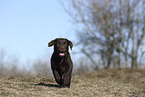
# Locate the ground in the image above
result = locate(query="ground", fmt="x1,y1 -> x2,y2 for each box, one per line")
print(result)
0,68 -> 145,97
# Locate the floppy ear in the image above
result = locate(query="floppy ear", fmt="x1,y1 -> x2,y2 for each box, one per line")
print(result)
48,39 -> 56,47
67,39 -> 73,50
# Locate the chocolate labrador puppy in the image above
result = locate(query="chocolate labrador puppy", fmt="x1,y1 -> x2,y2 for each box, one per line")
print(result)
48,38 -> 73,88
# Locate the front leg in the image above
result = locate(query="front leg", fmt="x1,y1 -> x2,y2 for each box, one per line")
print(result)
63,73 -> 72,88
63,62 -> 73,87
52,67 -> 63,86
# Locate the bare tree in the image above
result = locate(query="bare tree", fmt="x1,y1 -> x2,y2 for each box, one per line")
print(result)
64,0 -> 145,69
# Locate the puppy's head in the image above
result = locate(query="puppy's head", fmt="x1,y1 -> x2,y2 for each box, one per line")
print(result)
48,38 -> 73,57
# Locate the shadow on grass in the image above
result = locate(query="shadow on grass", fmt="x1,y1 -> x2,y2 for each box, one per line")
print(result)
35,82 -> 60,88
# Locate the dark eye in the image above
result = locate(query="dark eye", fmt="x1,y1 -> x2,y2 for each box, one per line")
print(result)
57,42 -> 60,46
64,42 -> 67,45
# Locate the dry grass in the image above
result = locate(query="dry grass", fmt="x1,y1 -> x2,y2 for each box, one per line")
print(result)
0,68 -> 145,97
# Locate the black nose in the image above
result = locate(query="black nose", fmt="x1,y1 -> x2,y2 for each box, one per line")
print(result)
59,46 -> 65,51
60,46 -> 63,49
60,46 -> 64,49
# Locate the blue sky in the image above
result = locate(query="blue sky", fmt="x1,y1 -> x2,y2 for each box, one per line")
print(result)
0,0 -> 76,65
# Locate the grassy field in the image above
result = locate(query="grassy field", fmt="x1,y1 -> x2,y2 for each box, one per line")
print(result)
0,68 -> 145,97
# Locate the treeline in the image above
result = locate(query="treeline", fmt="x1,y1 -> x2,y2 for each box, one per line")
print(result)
0,49 -> 89,76
0,49 -> 51,76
